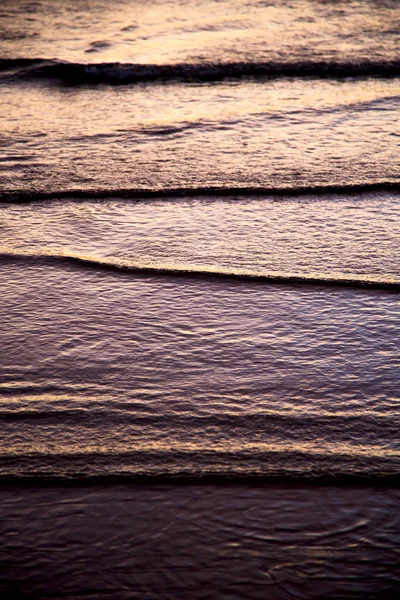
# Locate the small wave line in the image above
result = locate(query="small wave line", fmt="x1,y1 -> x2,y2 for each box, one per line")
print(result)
1,58 -> 399,85
0,249 -> 398,291
1,182 -> 399,204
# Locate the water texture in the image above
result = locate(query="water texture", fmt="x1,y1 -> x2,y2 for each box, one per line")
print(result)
1,0 -> 399,64
1,253 -> 399,479
2,484 -> 400,599
1,1 -> 399,598
1,78 -> 399,193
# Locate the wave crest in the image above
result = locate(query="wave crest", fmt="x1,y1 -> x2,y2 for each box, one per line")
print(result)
1,182 -> 399,204
0,249 -> 398,291
1,58 -> 399,85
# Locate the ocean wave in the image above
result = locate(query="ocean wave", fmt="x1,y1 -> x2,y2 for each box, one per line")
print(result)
1,182 -> 399,204
1,58 -> 399,85
1,249 -> 399,291
1,448 -> 399,484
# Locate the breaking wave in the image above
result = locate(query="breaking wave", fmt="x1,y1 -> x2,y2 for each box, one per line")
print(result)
1,57 -> 399,85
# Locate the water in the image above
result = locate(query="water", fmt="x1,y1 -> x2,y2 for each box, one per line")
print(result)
1,0 -> 399,65
1,0 -> 399,597
1,77 -> 399,193
2,483 -> 400,599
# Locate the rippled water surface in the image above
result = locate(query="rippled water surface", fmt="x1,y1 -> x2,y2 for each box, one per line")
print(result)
1,0 -> 399,597
1,78 -> 399,193
2,484 -> 400,599
1,242 -> 399,477
1,193 -> 399,282
1,0 -> 399,63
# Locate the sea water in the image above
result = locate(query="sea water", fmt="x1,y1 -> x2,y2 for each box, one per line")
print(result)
1,1 -> 399,598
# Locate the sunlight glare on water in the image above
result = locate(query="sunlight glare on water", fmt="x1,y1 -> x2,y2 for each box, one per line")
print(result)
0,79 -> 399,193
0,0 -> 399,63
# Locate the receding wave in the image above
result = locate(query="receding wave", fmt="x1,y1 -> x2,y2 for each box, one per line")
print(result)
1,182 -> 399,204
1,249 -> 398,291
1,58 -> 399,85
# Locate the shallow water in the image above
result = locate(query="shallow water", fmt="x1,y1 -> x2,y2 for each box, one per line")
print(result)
1,193 -> 399,282
1,78 -> 399,193
2,483 -> 400,599
1,249 -> 399,478
1,0 -> 399,64
1,192 -> 399,479
1,0 -> 399,597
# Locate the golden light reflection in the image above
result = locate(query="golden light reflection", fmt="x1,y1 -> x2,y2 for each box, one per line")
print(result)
0,0 -> 398,64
